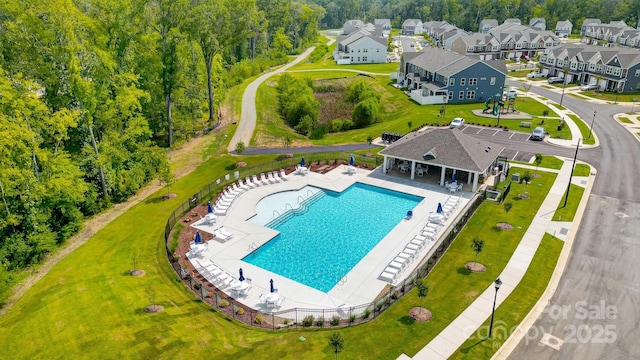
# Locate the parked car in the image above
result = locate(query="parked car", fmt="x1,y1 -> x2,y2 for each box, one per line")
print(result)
547,77 -> 564,84
530,127 -> 545,141
527,72 -> 545,79
580,83 -> 599,91
506,88 -> 518,98
449,117 -> 465,129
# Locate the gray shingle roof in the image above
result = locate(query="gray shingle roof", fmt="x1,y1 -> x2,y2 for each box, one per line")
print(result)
379,128 -> 504,173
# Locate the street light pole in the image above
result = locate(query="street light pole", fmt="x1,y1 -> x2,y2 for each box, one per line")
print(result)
442,96 -> 447,116
489,278 -> 502,337
588,110 -> 596,140
563,138 -> 581,208
559,77 -> 567,106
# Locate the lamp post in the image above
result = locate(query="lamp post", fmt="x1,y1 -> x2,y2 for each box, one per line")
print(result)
614,89 -> 619,104
588,110 -> 596,140
442,96 -> 447,116
489,278 -> 502,337
563,137 -> 581,208
559,66 -> 569,107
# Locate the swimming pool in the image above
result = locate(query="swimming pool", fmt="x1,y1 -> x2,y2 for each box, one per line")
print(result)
243,183 -> 423,292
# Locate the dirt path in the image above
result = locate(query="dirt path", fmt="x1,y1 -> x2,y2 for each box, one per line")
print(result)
0,135 -> 213,316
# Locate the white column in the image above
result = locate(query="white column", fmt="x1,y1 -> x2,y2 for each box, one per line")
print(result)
472,172 -> 479,192
383,155 -> 388,173
411,161 -> 416,180
468,171 -> 472,185
440,166 -> 446,186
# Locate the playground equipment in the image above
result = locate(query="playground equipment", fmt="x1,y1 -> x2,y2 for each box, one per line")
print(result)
482,92 -> 517,115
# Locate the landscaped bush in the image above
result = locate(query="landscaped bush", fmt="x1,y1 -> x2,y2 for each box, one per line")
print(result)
328,119 -> 343,133
302,315 -> 314,327
235,307 -> 244,315
315,317 -> 325,327
352,97 -> 380,127
309,126 -> 326,140
362,308 -> 371,319
219,299 -> 229,308
254,314 -> 263,324
349,314 -> 356,323
331,316 -> 341,326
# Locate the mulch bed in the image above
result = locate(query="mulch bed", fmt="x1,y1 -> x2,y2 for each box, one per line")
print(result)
532,173 -> 542,178
518,193 -> 530,199
409,307 -> 432,322
465,262 -> 487,272
496,222 -> 514,230
129,270 -> 146,277
144,305 -> 164,313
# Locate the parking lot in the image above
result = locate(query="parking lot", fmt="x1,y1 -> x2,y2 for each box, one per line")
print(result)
458,125 -> 539,162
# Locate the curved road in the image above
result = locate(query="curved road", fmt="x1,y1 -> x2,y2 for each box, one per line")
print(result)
504,81 -> 640,359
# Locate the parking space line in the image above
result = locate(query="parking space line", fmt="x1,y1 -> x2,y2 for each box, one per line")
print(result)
512,151 -> 520,160
509,132 -> 516,139
492,130 -> 500,136
475,128 -> 483,134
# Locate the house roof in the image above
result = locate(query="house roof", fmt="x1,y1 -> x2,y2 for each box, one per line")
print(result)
337,29 -> 386,48
374,19 -> 391,26
480,19 -> 498,28
530,18 -> 546,25
556,20 -> 573,28
379,128 -> 504,173
403,19 -> 422,27
547,43 -> 640,69
404,48 -> 507,76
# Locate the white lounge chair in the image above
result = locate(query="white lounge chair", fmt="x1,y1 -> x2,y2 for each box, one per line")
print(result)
214,227 -> 232,241
379,271 -> 396,283
244,177 -> 256,189
388,260 -> 405,270
251,174 -> 262,186
405,243 -> 421,251
295,164 -> 308,174
259,173 -> 270,186
393,256 -> 410,267
410,239 -> 425,249
213,205 -> 228,216
272,171 -> 283,182
219,226 -> 234,239
279,169 -> 289,181
397,252 -> 413,262
231,182 -> 245,194
267,172 -> 278,184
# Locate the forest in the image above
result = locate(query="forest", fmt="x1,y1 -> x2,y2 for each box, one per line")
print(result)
0,0 -> 321,298
312,0 -> 640,33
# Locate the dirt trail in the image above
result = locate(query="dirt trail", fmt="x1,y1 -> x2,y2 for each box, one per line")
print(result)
0,135 -> 213,316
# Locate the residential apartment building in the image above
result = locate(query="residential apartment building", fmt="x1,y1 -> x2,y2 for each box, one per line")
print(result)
333,27 -> 387,64
396,48 -> 507,105
540,44 -> 640,92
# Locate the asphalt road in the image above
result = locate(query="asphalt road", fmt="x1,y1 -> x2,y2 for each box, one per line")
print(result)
504,81 -> 640,359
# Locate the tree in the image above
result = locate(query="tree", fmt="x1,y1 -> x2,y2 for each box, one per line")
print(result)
328,332 -> 344,360
283,134 -> 292,148
415,278 -> 430,309
471,237 -> 485,266
235,141 -> 246,154
158,162 -> 176,197
522,82 -> 532,98
352,98 -> 380,128
534,153 -> 543,170
504,202 -> 513,223
408,120 -> 413,130
521,171 -> 532,193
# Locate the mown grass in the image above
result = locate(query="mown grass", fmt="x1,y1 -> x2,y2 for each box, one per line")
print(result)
552,183 -> 585,221
0,157 -> 560,359
573,163 -> 591,176
450,234 -> 564,359
579,90 -> 640,102
565,114 -> 595,145
508,155 -> 564,170
618,116 -> 633,124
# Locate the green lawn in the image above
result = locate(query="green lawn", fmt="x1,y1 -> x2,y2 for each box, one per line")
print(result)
579,90 -> 640,102
566,114 -> 595,145
450,234 -> 564,359
573,163 -> 591,176
508,155 -> 564,170
618,116 -> 633,124
0,157 -> 561,359
552,183 -> 585,221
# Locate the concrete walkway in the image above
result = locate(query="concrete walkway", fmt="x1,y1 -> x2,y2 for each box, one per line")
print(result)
228,47 -> 316,152
398,156 -> 593,360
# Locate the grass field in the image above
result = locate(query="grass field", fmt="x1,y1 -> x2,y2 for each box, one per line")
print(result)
553,184 -> 585,221
0,154 -> 561,359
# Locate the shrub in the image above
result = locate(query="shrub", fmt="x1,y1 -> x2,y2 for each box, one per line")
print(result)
349,314 -> 356,323
235,141 -> 246,154
294,115 -> 313,135
309,126 -> 327,140
328,119 -> 343,133
352,97 -> 380,128
308,44 -> 328,62
316,318 -> 325,327
341,119 -> 355,130
362,309 -> 371,318
302,315 -> 314,327
235,307 -> 245,315
219,299 -> 229,308
254,314 -> 263,324
331,316 -> 341,326
542,110 -> 549,117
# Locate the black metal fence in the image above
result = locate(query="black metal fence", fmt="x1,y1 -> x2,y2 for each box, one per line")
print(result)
164,157 -> 485,330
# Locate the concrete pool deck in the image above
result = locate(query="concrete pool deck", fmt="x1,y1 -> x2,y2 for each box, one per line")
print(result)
188,164 -> 472,314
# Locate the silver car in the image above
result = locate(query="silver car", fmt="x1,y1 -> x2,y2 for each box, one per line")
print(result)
580,83 -> 599,91
530,127 -> 545,141
449,117 -> 465,129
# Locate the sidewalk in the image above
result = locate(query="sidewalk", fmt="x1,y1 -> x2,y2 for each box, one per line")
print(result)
398,160 -> 580,360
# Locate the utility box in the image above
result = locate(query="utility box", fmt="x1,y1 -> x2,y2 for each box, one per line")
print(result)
512,173 -> 520,182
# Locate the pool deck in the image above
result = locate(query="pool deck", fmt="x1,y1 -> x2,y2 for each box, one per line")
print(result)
188,165 -> 471,315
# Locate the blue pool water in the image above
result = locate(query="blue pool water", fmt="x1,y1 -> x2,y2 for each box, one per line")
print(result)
243,183 -> 422,292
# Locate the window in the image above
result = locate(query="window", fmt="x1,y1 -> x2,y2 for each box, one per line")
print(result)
449,78 -> 455,86
635,69 -> 640,77
363,48 -> 368,53
357,57 -> 361,62
469,78 -> 478,86
363,56 -> 368,62
377,48 -> 380,52
448,91 -> 453,100
460,78 -> 466,86
466,90 -> 476,99
490,77 -> 496,85
459,91 -> 464,99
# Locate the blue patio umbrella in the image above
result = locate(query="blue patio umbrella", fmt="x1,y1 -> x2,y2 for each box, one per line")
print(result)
349,154 -> 354,166
270,279 -> 275,293
207,201 -> 213,214
437,203 -> 443,214
239,268 -> 245,282
452,173 -> 457,182
194,230 -> 202,244
300,157 -> 305,167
